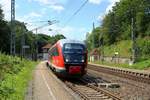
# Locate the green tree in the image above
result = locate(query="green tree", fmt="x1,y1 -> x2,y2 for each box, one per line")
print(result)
0,6 -> 10,53
85,0 -> 150,59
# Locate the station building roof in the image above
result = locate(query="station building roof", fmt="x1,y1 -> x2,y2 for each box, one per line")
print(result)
90,48 -> 100,56
42,43 -> 52,49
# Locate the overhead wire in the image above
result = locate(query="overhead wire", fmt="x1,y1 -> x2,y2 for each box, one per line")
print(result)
52,0 -> 89,35
63,0 -> 89,26
25,0 -> 89,35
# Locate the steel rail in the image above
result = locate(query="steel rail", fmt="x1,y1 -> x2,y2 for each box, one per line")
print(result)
88,64 -> 150,84
64,79 -> 121,100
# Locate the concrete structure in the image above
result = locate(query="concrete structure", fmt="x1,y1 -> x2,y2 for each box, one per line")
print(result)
103,56 -> 130,64
89,48 -> 130,64
42,43 -> 52,60
89,48 -> 100,62
25,61 -> 79,100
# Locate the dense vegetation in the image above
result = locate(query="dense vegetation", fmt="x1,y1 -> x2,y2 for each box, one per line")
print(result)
0,4 -> 65,99
0,5 -> 65,56
102,40 -> 132,57
0,6 -> 10,53
0,53 -> 37,99
95,59 -> 150,70
86,0 -> 150,60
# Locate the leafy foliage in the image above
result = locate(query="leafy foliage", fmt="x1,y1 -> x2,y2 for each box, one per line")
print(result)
85,27 -> 101,51
94,59 -> 150,70
0,5 -> 66,55
37,34 -> 65,53
0,6 -> 10,53
85,0 -> 150,59
0,53 -> 37,99
136,38 -> 150,60
103,40 -> 132,57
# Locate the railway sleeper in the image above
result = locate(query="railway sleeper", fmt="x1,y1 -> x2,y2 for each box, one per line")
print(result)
98,83 -> 120,88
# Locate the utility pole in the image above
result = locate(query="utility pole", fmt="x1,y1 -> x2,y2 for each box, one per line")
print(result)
130,6 -> 136,63
21,23 -> 26,59
10,0 -> 15,56
131,17 -> 136,63
35,28 -> 38,61
21,30 -> 25,59
99,32 -> 104,63
93,22 -> 95,29
92,22 -> 95,49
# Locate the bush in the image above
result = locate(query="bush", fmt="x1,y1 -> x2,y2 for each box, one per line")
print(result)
132,60 -> 150,69
136,38 -> 150,60
0,53 -> 37,99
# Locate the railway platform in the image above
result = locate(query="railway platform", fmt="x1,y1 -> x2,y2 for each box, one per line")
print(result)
25,61 -> 79,100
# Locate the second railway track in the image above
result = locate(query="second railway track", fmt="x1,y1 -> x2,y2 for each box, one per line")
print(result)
88,63 -> 150,84
86,63 -> 150,100
63,76 -> 121,100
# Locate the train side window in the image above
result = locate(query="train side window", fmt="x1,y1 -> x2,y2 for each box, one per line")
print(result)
48,49 -> 53,62
53,47 -> 59,56
49,49 -> 53,56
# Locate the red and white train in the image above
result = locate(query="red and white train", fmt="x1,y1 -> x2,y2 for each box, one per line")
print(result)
47,39 -> 87,78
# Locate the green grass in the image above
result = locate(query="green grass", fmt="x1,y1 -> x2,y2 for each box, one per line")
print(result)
93,59 -> 150,70
103,40 -> 132,57
132,60 -> 150,70
0,53 -> 37,100
93,39 -> 150,70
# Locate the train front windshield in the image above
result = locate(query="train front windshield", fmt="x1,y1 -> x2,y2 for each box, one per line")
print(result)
63,43 -> 86,63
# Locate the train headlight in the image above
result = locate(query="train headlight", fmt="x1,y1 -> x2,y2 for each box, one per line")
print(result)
81,56 -> 84,62
66,59 -> 69,62
81,59 -> 84,62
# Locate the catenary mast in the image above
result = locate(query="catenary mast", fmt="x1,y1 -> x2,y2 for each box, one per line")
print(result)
10,0 -> 16,55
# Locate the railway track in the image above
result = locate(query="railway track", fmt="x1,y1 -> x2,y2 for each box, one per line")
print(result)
46,62 -> 150,99
88,63 -> 150,84
64,76 -> 121,100
87,63 -> 150,100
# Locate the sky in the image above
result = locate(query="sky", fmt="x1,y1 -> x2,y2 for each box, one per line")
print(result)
0,0 -> 119,41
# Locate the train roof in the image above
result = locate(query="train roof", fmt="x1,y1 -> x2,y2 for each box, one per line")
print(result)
58,39 -> 86,46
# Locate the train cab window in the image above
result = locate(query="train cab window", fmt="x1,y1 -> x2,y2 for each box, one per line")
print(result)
49,47 -> 59,57
65,44 -> 83,49
53,47 -> 59,56
63,43 -> 85,53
